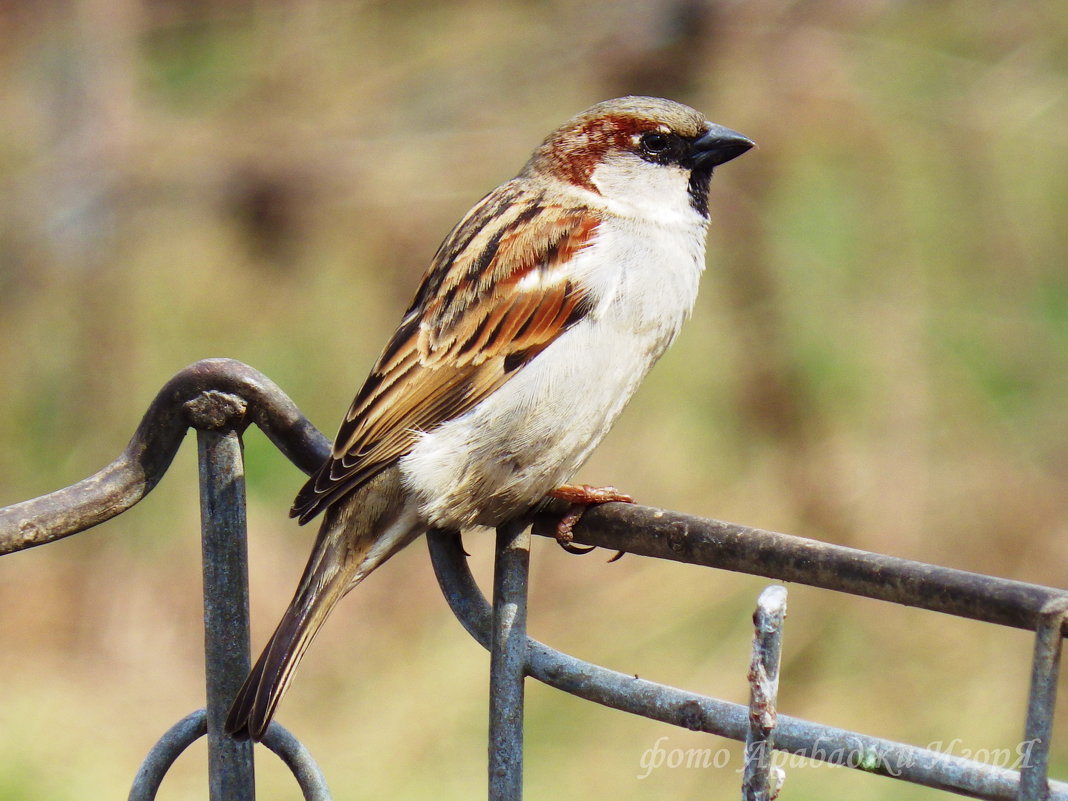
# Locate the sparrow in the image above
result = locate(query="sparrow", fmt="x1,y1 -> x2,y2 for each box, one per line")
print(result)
225,96 -> 753,740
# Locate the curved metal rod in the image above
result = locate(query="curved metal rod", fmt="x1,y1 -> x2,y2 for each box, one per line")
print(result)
262,721 -> 334,801
128,710 -> 207,801
426,531 -> 1068,801
126,709 -> 332,801
0,358 -> 331,555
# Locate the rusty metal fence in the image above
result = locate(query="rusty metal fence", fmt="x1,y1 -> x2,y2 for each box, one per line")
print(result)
1,358 -> 1065,801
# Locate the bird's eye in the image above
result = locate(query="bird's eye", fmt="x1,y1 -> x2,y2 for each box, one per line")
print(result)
639,132 -> 671,155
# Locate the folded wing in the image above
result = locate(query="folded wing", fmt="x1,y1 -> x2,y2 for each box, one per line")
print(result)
291,181 -> 600,523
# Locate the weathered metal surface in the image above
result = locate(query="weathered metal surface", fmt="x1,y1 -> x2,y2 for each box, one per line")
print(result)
1018,597 -> 1068,801
743,585 -> 787,801
128,710 -> 207,801
531,503 -> 1068,636
0,358 -> 331,554
127,709 -> 331,801
197,425 -> 255,801
260,722 -> 333,801
489,521 -> 531,801
428,531 -> 1068,801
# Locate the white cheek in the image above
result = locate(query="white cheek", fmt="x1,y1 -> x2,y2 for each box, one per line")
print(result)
589,154 -> 697,225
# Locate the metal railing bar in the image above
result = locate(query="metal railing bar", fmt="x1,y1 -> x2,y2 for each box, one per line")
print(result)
196,424 -> 255,801
488,521 -> 531,801
1018,597 -> 1068,801
743,585 -> 787,801
127,710 -> 332,801
0,358 -> 331,555
530,506 -> 1068,636
428,531 -> 1068,801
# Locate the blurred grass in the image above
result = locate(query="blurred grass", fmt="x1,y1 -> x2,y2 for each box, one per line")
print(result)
1,1 -> 1067,799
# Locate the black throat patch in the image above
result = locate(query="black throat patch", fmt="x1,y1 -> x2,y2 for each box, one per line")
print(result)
688,169 -> 713,218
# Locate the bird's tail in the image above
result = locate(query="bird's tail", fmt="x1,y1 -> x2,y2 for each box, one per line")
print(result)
224,539 -> 350,741
225,476 -> 420,741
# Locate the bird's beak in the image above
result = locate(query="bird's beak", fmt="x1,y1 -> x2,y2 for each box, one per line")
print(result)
684,124 -> 755,169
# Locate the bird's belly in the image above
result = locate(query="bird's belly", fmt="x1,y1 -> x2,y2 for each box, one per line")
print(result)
398,318 -> 673,530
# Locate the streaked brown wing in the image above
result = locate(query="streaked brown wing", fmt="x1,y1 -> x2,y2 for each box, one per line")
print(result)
291,180 -> 600,523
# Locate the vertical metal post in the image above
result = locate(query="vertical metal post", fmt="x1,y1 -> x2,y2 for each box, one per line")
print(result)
743,585 -> 788,801
1017,597 -> 1068,801
489,520 -> 530,801
197,428 -> 255,801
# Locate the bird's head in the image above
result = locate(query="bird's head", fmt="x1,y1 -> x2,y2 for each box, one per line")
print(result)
523,96 -> 754,219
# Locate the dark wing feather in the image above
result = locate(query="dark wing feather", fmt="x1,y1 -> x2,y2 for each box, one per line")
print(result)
291,180 -> 600,523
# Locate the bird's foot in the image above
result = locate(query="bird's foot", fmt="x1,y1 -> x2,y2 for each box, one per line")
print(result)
545,484 -> 634,560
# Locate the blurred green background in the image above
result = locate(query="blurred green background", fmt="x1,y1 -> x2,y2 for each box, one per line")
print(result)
1,1 -> 1066,799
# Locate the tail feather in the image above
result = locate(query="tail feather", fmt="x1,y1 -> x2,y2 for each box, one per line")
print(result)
225,472 -> 422,742
225,562 -> 349,741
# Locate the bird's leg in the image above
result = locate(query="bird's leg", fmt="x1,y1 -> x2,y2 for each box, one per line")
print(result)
545,484 -> 634,559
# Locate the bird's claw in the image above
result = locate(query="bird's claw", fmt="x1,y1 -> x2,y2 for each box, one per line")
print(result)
559,539 -> 598,555
547,484 -> 634,561
456,531 -> 472,557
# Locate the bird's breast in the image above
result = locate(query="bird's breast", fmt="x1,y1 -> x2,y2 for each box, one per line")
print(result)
399,215 -> 708,530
